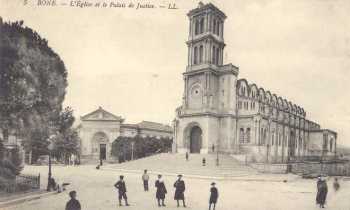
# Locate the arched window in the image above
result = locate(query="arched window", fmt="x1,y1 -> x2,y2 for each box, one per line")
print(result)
193,47 -> 198,64
278,133 -> 282,146
195,19 -> 199,35
200,18 -> 204,34
199,45 -> 203,63
330,138 -> 333,152
213,19 -> 216,34
216,20 -> 220,35
264,129 -> 267,145
212,46 -> 216,64
246,128 -> 251,143
216,48 -> 220,65
239,128 -> 244,143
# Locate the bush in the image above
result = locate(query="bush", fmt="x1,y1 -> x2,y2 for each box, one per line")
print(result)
111,135 -> 173,162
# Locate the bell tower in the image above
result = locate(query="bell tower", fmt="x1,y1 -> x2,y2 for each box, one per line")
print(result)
187,2 -> 226,70
175,2 -> 239,155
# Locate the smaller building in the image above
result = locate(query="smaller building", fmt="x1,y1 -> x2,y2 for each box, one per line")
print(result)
78,107 -> 173,162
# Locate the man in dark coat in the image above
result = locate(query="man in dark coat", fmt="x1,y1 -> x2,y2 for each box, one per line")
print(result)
174,174 -> 186,207
316,176 -> 328,208
209,182 -> 218,210
65,191 -> 81,210
114,175 -> 130,206
155,174 -> 167,207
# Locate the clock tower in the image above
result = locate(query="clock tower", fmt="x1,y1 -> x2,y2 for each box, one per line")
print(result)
175,2 -> 239,154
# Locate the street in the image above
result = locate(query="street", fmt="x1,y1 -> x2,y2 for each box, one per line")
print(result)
4,165 -> 350,210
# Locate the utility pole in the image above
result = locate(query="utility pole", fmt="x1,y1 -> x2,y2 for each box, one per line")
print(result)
131,142 -> 135,160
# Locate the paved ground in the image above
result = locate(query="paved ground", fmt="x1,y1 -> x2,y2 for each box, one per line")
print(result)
3,164 -> 350,210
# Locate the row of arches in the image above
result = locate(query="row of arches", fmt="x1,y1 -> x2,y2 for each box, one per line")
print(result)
237,79 -> 306,117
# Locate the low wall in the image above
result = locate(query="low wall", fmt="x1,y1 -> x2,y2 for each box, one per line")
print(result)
250,163 -> 287,174
291,161 -> 350,176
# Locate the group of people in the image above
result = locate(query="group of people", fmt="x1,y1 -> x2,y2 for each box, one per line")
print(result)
114,169 -> 219,209
315,176 -> 341,208
65,171 -> 343,210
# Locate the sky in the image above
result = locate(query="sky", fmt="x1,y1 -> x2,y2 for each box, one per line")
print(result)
1,0 -> 349,145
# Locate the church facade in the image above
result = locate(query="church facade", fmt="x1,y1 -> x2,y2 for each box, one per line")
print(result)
173,3 -> 337,163
78,107 -> 172,162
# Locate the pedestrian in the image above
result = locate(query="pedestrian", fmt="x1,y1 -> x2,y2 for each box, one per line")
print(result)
65,190 -> 81,210
333,177 -> 340,192
316,176 -> 328,208
155,174 -> 167,207
174,174 -> 186,207
209,182 -> 218,210
114,175 -> 130,206
202,158 -> 206,166
185,152 -> 189,161
142,169 -> 150,191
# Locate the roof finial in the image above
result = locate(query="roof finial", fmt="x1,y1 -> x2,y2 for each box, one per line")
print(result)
198,1 -> 204,8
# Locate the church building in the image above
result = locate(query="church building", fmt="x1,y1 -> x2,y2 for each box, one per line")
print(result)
78,107 -> 172,162
173,3 -> 337,163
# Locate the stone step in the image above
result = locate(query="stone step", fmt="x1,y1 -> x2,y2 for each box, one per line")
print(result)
103,153 -> 258,178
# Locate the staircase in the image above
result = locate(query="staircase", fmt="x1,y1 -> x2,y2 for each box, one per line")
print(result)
102,153 -> 257,178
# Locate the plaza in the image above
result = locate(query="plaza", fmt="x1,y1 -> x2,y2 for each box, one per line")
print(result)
4,161 -> 350,210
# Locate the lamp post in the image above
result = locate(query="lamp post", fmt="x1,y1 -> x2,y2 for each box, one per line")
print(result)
131,142 -> 135,161
47,135 -> 55,191
216,144 -> 219,166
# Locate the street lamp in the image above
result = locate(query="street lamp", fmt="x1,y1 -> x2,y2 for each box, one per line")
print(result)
216,144 -> 219,166
47,135 -> 55,191
131,142 -> 135,161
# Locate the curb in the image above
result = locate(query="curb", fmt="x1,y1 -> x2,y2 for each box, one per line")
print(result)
0,190 -> 57,208
100,167 -> 297,182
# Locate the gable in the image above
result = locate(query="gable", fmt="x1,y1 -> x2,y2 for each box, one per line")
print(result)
81,107 -> 123,122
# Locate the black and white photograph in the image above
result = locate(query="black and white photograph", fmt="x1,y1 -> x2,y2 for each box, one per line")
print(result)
0,0 -> 350,209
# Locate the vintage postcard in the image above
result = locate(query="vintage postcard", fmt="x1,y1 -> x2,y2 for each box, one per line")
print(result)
0,0 -> 349,209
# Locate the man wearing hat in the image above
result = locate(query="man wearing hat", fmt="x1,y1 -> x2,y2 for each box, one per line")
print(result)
316,176 -> 328,208
174,174 -> 186,207
209,182 -> 218,210
114,175 -> 130,206
155,174 -> 167,207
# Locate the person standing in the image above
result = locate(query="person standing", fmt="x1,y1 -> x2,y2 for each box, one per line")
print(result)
65,191 -> 81,210
142,169 -> 150,191
209,182 -> 218,210
155,174 -> 167,207
333,177 -> 340,192
114,175 -> 130,206
185,152 -> 189,161
174,174 -> 186,207
316,176 -> 328,208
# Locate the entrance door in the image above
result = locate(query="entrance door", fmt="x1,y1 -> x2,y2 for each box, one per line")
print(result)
100,144 -> 107,160
190,126 -> 202,153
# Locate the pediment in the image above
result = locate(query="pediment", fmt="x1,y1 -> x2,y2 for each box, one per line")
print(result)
81,107 -> 123,122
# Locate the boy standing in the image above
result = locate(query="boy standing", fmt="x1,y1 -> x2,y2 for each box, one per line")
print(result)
114,175 -> 130,206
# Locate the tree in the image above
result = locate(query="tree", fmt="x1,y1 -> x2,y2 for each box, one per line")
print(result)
111,135 -> 173,162
0,19 -> 67,144
50,107 -> 80,163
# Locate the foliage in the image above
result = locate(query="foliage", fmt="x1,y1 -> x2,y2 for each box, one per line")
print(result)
51,128 -> 80,163
111,135 -> 173,162
0,19 -> 67,147
50,107 -> 80,163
